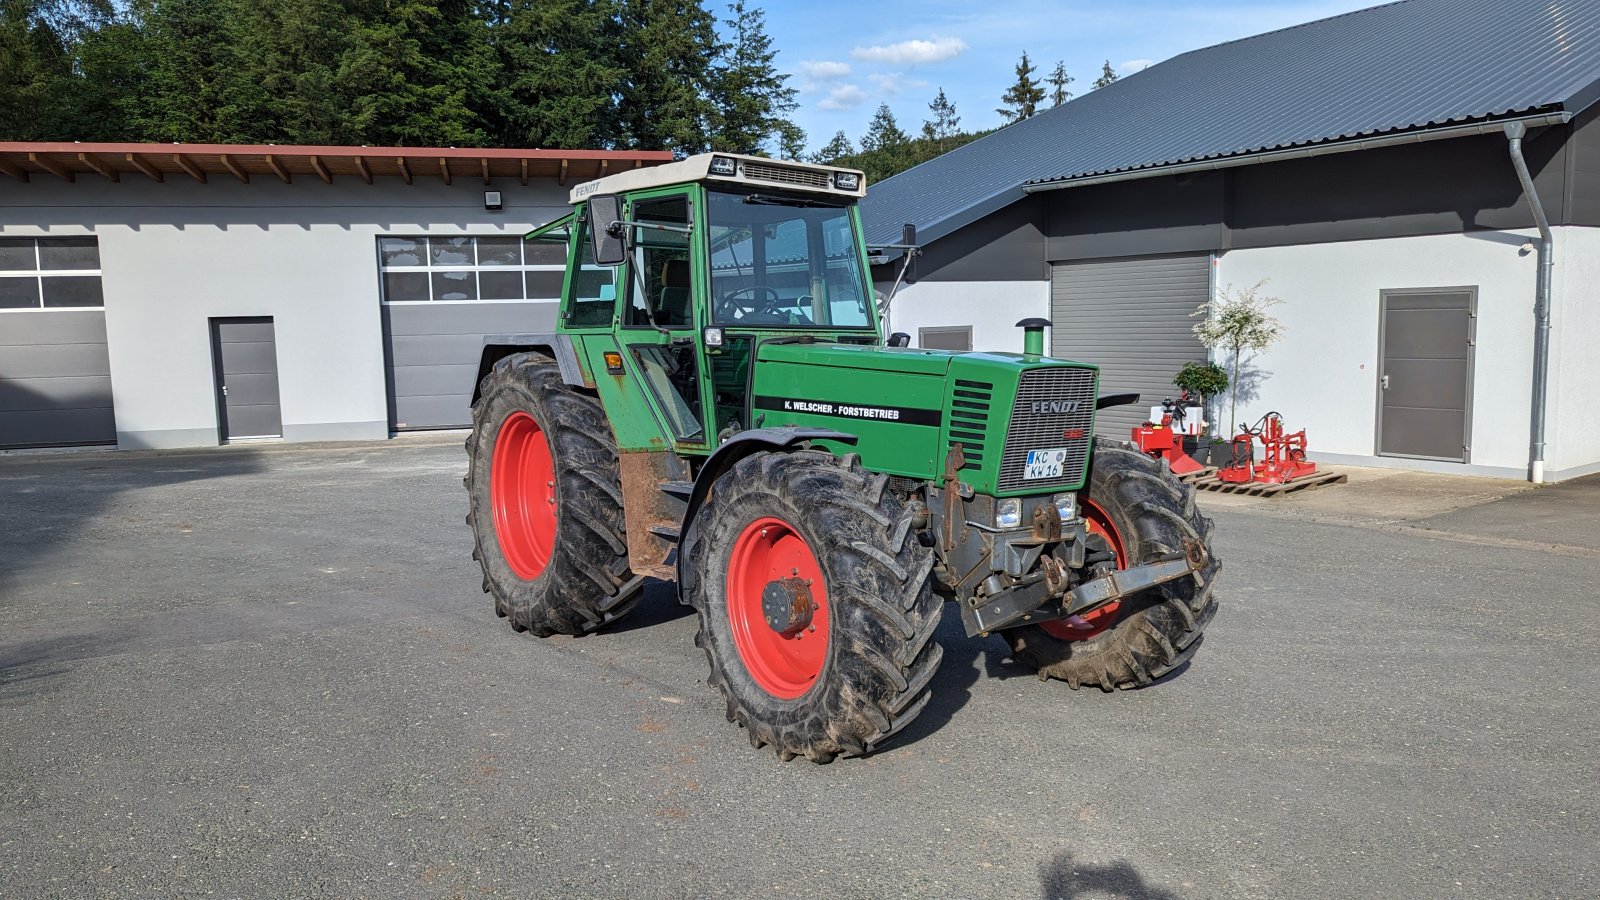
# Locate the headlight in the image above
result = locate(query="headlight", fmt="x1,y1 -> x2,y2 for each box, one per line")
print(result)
703,326 -> 724,347
833,171 -> 861,191
709,156 -> 737,177
995,498 -> 1022,529
1053,492 -> 1077,524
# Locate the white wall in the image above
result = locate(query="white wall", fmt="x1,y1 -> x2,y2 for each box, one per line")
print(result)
1215,231 -> 1543,477
0,176 -> 569,448
882,280 -> 1049,354
1548,226 -> 1600,480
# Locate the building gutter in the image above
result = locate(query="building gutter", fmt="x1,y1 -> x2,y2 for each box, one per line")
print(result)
1504,120 -> 1557,484
1022,112 -> 1572,193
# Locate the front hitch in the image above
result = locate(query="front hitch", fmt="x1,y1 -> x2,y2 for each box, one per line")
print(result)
965,538 -> 1209,636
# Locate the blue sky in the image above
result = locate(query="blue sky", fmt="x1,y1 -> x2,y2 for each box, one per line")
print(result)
758,0 -> 1379,154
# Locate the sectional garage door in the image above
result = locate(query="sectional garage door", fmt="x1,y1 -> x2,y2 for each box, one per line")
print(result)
1051,254 -> 1210,437
0,310 -> 116,449
382,302 -> 557,430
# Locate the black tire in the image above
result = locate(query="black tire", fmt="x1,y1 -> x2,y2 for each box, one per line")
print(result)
682,450 -> 943,763
465,352 -> 640,636
1003,437 -> 1220,690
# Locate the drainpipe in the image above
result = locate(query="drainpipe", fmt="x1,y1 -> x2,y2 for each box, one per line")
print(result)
1504,121 -> 1554,484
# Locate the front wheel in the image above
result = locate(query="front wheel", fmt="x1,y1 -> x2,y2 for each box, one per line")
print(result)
682,450 -> 943,762
1003,438 -> 1220,690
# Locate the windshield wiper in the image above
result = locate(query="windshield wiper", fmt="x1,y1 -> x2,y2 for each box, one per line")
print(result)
742,193 -> 848,208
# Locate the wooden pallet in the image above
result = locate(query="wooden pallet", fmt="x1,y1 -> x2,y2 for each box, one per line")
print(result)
1189,470 -> 1348,497
1175,466 -> 1218,483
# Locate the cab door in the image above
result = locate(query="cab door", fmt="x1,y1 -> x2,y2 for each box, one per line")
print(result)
616,188 -> 715,451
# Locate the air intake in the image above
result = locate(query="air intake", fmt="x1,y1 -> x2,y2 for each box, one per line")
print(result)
948,379 -> 993,466
742,161 -> 831,189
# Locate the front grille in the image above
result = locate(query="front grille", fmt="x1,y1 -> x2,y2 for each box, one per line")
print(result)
997,367 -> 1098,492
742,161 -> 831,189
948,380 -> 993,466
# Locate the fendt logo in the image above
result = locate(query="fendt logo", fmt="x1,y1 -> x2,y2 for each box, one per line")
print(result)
1030,399 -> 1083,415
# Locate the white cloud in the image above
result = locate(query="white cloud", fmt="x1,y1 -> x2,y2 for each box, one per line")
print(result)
798,60 -> 852,80
1118,58 -> 1155,73
867,72 -> 927,97
850,37 -> 967,65
816,84 -> 869,111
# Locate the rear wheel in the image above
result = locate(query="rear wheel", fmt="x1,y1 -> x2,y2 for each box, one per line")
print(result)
466,352 -> 641,635
1003,438 -> 1220,690
682,450 -> 943,762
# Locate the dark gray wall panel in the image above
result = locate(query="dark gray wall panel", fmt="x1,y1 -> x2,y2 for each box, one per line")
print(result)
913,199 -> 1046,282
1567,107 -> 1600,226
1046,172 -> 1227,262
1051,255 -> 1210,437
382,301 -> 557,430
0,310 -> 114,448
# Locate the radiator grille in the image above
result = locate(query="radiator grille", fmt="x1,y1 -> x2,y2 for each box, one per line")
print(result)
742,161 -> 831,189
998,367 -> 1098,491
947,379 -> 992,466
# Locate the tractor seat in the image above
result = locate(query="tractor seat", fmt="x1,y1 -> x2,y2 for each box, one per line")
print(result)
658,258 -> 692,327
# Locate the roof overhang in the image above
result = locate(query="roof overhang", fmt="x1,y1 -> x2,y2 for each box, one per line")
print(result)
0,142 -> 673,186
568,152 -> 865,203
1022,110 -> 1573,194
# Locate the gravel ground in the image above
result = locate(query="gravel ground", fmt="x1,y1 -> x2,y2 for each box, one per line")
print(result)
1,439 -> 1595,899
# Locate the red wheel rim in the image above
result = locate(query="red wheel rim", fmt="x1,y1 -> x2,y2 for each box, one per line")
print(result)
1042,497 -> 1127,642
726,516 -> 830,699
490,411 -> 557,580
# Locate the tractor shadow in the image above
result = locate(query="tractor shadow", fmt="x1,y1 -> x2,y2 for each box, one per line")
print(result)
1038,850 -> 1182,899
602,578 -> 695,632
889,613 -> 1017,748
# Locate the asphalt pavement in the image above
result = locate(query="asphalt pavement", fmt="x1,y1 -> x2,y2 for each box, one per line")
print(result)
1,438 -> 1595,899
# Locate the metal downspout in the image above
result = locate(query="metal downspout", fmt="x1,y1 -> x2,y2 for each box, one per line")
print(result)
1504,121 -> 1554,484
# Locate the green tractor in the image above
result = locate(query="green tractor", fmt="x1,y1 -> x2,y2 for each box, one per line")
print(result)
465,153 -> 1219,762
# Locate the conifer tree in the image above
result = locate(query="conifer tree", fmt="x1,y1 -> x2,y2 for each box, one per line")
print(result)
1092,59 -> 1119,89
1046,60 -> 1073,107
812,129 -> 854,164
996,51 -> 1045,124
707,0 -> 798,155
920,86 -> 960,152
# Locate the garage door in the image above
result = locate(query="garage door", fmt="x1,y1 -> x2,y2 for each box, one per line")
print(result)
378,235 -> 565,431
1051,254 -> 1210,437
1,236 -> 114,449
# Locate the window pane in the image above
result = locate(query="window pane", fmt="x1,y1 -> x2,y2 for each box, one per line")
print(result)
383,271 -> 429,302
0,276 -> 40,308
526,269 -> 565,300
480,269 -> 524,300
432,270 -> 477,301
379,237 -> 425,267
525,240 -> 567,265
41,275 -> 103,307
37,237 -> 99,270
430,237 -> 474,267
476,237 -> 521,266
0,239 -> 35,271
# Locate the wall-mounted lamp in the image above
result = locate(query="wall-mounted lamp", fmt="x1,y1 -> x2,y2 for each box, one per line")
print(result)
484,191 -> 503,211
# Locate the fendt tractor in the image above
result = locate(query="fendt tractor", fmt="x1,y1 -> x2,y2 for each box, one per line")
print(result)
464,153 -> 1219,762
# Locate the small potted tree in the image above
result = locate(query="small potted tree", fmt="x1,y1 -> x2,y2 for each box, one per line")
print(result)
1191,281 -> 1284,465
1172,361 -> 1229,463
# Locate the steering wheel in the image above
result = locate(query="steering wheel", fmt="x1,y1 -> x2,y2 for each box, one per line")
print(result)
716,285 -> 783,323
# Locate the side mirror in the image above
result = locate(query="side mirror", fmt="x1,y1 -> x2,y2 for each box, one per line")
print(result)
587,194 -> 626,266
887,332 -> 911,347
901,223 -> 917,247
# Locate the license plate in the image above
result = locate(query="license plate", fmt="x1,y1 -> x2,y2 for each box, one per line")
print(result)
1024,448 -> 1070,480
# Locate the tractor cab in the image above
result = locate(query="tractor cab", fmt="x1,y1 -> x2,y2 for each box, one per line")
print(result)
523,153 -> 876,454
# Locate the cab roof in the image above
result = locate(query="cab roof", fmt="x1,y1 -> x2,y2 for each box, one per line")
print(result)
569,152 -> 866,204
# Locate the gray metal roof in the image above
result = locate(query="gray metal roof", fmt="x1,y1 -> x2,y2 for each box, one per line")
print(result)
861,0 -> 1600,246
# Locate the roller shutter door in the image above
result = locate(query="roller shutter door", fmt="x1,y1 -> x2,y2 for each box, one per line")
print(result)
1051,254 -> 1210,437
382,302 -> 558,431
0,310 -> 116,449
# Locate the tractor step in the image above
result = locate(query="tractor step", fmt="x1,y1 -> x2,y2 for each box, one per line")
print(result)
659,481 -> 695,500
648,524 -> 682,542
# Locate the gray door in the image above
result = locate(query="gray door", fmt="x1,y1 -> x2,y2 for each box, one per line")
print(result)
1377,289 -> 1474,462
382,302 -> 557,430
0,310 -> 116,448
1051,254 -> 1210,436
211,317 -> 282,441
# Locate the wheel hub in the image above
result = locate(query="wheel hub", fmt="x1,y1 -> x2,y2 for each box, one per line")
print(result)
761,577 -> 815,636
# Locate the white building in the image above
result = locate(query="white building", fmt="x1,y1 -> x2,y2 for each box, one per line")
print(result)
865,0 -> 1600,482
0,142 -> 668,450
